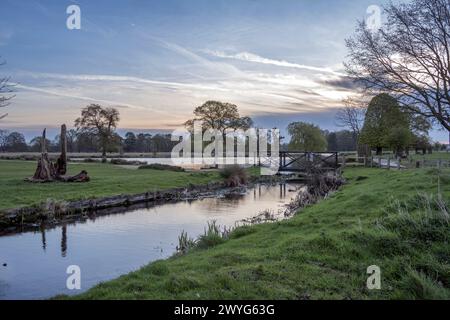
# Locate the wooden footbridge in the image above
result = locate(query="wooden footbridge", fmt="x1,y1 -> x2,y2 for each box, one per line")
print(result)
259,151 -> 340,173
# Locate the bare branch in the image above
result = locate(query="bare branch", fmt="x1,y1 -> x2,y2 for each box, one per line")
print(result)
345,0 -> 450,131
335,95 -> 368,136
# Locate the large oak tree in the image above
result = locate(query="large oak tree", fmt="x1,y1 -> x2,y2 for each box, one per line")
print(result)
75,104 -> 120,157
185,101 -> 253,134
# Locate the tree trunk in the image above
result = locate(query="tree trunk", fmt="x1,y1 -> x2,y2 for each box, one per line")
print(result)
30,129 -> 57,181
55,124 -> 67,175
376,146 -> 383,155
357,143 -> 370,158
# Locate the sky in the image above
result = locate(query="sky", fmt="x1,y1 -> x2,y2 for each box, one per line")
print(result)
0,0 -> 446,142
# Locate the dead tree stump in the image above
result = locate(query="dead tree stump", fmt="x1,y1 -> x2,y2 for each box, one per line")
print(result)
26,125 -> 90,183
55,124 -> 67,175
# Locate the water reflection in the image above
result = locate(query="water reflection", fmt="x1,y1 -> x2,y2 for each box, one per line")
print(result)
0,183 -> 300,300
40,226 -> 46,252
61,225 -> 67,258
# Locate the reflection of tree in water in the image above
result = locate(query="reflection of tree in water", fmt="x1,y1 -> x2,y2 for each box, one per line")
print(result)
279,183 -> 286,198
40,225 -> 46,251
61,225 -> 67,257
195,195 -> 242,213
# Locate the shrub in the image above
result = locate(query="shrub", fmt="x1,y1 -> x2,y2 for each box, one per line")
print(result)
110,159 -> 146,165
138,163 -> 185,172
219,165 -> 249,187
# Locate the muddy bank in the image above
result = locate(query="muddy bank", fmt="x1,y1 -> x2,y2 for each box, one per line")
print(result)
0,176 -> 284,235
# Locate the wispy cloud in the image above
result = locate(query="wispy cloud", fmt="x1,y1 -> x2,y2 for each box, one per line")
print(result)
205,50 -> 346,76
21,72 -> 230,92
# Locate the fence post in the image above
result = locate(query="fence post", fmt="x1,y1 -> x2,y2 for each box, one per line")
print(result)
370,156 -> 374,168
363,156 -> 367,167
397,158 -> 401,170
378,157 -> 382,168
387,156 -> 391,170
438,159 -> 442,169
342,155 -> 346,168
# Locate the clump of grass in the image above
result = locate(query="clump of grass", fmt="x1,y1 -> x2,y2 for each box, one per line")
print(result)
138,163 -> 185,172
397,268 -> 449,300
176,230 -> 196,255
177,221 -> 231,254
197,220 -> 228,249
219,165 -> 249,187
378,193 -> 450,243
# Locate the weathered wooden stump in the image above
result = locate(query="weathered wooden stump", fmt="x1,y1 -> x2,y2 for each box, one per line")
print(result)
26,125 -> 90,183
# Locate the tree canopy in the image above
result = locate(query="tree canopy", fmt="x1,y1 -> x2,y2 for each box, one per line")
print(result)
287,122 -> 327,152
185,101 -> 253,133
360,94 -> 412,155
74,104 -> 120,157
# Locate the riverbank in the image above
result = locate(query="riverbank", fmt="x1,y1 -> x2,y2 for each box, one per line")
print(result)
0,160 -> 224,211
71,167 -> 450,300
0,160 -> 268,233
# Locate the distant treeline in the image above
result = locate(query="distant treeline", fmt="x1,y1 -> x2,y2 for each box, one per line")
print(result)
0,128 -> 366,154
0,129 -> 178,153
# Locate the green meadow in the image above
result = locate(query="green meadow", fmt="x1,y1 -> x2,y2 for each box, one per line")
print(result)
70,167 -> 450,300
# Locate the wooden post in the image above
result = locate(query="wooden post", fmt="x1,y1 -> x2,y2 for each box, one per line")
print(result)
370,156 -> 374,168
342,155 -> 346,168
397,158 -> 401,170
363,156 -> 367,167
387,156 -> 390,170
378,157 -> 382,168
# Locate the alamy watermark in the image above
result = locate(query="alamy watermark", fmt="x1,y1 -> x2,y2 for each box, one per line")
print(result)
170,121 -> 280,176
367,265 -> 381,290
66,5 -> 81,30
66,265 -> 81,290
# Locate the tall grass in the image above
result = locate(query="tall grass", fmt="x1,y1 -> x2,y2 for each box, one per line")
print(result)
374,193 -> 450,299
176,220 -> 231,255
378,193 -> 449,243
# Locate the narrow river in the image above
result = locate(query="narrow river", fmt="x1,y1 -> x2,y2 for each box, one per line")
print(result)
0,183 -> 299,300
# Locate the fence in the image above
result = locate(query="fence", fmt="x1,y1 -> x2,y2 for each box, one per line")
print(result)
339,155 -> 450,170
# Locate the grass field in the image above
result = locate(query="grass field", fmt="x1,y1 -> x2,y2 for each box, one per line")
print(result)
0,160 -> 223,211
71,167 -> 450,300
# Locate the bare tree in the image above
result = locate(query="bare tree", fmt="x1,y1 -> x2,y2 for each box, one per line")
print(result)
0,58 -> 14,120
345,0 -> 450,140
335,96 -> 368,137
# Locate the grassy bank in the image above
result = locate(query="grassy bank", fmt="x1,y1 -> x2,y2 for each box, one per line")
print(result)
73,167 -> 450,300
0,160 -> 223,211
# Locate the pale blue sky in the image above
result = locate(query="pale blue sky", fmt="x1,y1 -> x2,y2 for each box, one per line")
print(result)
1,0 -> 445,141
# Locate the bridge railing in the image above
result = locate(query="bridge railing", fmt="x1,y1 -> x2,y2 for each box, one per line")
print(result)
278,151 -> 339,172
